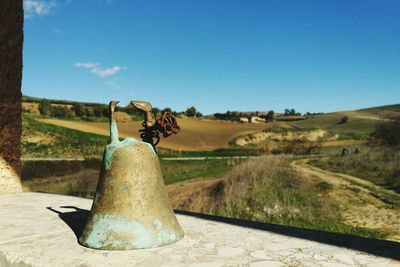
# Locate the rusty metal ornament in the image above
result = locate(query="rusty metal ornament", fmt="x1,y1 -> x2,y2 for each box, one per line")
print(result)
130,100 -> 180,152
79,100 -> 184,250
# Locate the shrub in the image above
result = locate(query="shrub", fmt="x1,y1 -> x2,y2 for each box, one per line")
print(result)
284,108 -> 301,116
162,107 -> 173,113
371,121 -> 400,146
85,107 -> 95,117
339,116 -> 348,124
316,182 -> 333,192
38,100 -> 51,116
73,103 -> 85,117
264,110 -> 274,121
51,106 -> 74,119
114,111 -> 131,122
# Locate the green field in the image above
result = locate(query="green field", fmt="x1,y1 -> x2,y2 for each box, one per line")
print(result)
287,114 -> 378,140
22,158 -> 239,197
22,115 -> 108,158
161,159 -> 241,184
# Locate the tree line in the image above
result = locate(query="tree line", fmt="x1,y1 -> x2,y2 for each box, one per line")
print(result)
36,99 -> 203,119
213,108 -> 313,122
38,100 -> 110,119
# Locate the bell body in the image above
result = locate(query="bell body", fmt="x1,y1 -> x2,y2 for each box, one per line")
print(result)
79,138 -> 184,250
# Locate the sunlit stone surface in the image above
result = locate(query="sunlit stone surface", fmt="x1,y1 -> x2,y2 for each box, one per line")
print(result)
0,193 -> 399,266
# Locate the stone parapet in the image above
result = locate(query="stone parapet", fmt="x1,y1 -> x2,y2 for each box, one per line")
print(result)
0,193 -> 399,266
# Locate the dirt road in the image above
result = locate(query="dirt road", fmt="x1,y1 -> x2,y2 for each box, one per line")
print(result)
168,156 -> 400,241
292,158 -> 400,241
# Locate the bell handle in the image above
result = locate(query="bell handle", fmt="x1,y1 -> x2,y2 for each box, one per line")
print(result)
109,101 -> 119,144
130,100 -> 156,128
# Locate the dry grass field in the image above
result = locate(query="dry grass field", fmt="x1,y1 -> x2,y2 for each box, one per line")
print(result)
38,117 -> 270,151
334,105 -> 400,121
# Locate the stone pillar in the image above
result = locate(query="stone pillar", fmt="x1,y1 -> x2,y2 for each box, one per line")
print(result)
0,0 -> 23,194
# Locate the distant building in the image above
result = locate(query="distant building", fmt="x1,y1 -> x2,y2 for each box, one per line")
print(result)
239,116 -> 266,123
250,116 -> 266,123
240,117 -> 250,123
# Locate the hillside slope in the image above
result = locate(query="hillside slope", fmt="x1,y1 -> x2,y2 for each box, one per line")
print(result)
335,104 -> 400,121
37,117 -> 270,151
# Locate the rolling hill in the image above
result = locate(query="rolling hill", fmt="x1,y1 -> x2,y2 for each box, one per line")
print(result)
22,96 -> 399,154
334,104 -> 400,121
37,117 -> 270,151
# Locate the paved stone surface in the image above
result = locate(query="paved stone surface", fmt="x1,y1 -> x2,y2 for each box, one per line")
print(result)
0,193 -> 399,266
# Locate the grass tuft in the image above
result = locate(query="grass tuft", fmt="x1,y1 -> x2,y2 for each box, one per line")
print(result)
211,155 -> 387,239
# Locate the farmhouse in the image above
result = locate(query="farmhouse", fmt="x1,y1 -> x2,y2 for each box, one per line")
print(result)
239,117 -> 250,123
239,116 -> 266,123
250,116 -> 266,123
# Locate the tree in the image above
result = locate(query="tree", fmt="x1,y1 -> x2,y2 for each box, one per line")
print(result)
371,121 -> 400,145
38,99 -> 51,116
101,107 -> 109,117
284,108 -> 302,116
51,106 -> 74,118
85,107 -> 95,117
93,107 -> 103,117
122,105 -> 136,115
74,103 -> 85,117
265,110 -> 274,121
162,107 -> 172,113
153,107 -> 160,115
339,116 -> 348,124
196,112 -> 203,118
51,106 -> 65,118
185,106 -> 197,117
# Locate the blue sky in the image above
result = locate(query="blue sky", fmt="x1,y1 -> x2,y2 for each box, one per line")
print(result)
23,0 -> 400,115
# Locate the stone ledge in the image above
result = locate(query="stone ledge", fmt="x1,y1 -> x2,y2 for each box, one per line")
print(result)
0,193 -> 399,266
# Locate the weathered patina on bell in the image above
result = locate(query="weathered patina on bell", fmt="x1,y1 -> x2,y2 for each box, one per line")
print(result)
79,100 -> 184,250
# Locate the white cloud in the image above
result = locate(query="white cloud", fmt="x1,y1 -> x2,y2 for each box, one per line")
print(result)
24,0 -> 57,18
91,66 -> 121,78
74,62 -> 123,78
74,62 -> 99,69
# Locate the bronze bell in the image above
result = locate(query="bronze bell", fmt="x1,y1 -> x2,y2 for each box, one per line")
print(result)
79,100 -> 184,250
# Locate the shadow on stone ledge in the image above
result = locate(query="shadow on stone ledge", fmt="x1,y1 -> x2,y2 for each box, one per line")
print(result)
46,206 -> 399,260
47,206 -> 89,238
175,210 -> 400,261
